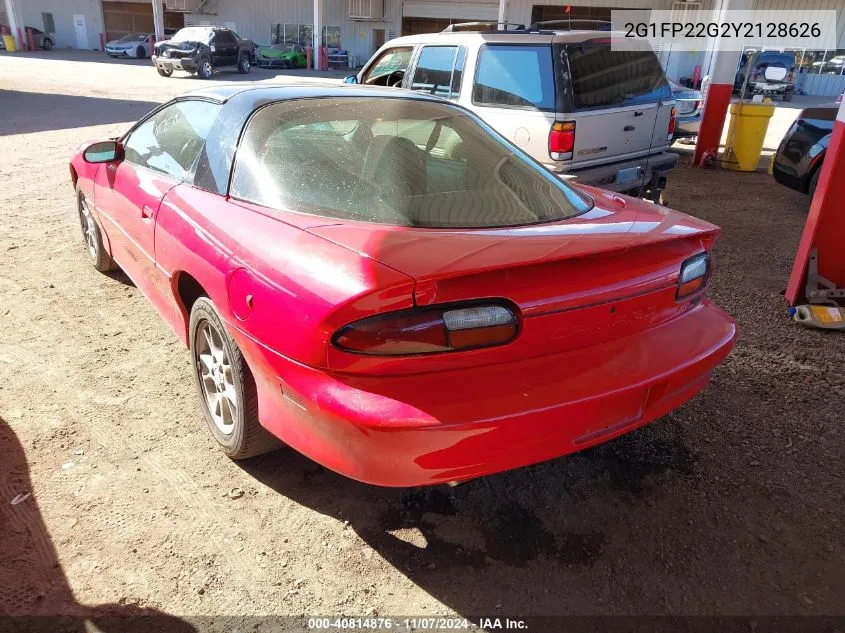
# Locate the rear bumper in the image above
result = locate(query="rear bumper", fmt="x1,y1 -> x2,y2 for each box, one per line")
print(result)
550,151 -> 680,193
152,54 -> 197,72
675,113 -> 701,138
229,300 -> 737,487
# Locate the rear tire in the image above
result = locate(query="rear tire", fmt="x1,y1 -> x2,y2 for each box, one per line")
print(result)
189,297 -> 280,459
783,89 -> 794,102
156,66 -> 173,77
43,38 -> 53,50
136,45 -> 147,60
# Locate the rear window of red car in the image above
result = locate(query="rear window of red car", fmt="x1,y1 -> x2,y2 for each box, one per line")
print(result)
230,97 -> 590,228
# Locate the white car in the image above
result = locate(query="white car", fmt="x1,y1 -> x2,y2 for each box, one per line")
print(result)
106,33 -> 153,59
349,22 -> 679,200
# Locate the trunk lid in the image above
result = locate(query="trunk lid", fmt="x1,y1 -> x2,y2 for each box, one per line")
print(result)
308,187 -> 719,355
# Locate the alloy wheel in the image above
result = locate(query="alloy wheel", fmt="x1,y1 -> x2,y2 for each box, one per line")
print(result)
78,198 -> 98,260
195,320 -> 238,436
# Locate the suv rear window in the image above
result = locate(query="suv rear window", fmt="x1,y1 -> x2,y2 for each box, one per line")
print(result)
473,45 -> 554,110
564,44 -> 670,110
230,98 -> 590,228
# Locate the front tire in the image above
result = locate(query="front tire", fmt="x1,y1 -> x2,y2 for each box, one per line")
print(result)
809,166 -> 821,200
156,66 -> 173,77
136,45 -> 147,59
196,58 -> 213,79
237,54 -> 251,74
189,297 -> 279,459
43,38 -> 53,50
77,187 -> 116,272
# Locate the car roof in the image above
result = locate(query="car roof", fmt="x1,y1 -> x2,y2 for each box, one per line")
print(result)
184,83 -> 449,105
175,84 -> 476,197
382,29 -> 628,47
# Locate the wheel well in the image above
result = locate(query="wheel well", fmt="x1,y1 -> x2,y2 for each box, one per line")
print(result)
176,272 -> 207,318
70,165 -> 78,189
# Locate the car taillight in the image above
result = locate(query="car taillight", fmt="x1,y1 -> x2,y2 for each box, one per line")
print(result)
837,93 -> 843,104
668,106 -> 677,140
549,121 -> 575,160
676,253 -> 710,300
332,303 -> 519,355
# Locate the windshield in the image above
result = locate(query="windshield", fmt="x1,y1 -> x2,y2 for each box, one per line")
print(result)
231,98 -> 591,228
170,28 -> 212,43
119,33 -> 147,42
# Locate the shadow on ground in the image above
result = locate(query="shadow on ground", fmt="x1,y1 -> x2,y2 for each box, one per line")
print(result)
0,91 -> 161,136
238,416 -> 707,616
0,416 -> 196,631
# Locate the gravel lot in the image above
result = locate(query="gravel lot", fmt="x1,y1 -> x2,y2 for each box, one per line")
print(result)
1,51 -> 843,629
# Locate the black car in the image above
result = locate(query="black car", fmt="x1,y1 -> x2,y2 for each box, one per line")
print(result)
152,26 -> 256,79
734,51 -> 796,101
771,104 -> 836,198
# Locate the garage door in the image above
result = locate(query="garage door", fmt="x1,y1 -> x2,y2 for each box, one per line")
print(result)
102,1 -> 184,41
402,1 -> 498,20
402,1 -> 498,35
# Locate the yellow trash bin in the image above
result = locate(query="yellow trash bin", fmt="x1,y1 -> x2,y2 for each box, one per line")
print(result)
2,34 -> 17,52
722,102 -> 776,172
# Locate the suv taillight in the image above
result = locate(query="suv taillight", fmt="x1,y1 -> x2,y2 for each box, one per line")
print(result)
549,121 -> 575,160
668,106 -> 677,141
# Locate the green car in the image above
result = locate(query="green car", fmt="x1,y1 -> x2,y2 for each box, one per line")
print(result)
256,43 -> 307,69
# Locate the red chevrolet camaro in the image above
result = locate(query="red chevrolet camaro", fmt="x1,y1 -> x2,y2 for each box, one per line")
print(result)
70,85 -> 736,487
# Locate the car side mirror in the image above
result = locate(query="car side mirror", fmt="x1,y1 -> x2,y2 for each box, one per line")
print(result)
83,140 -> 123,164
344,75 -> 358,84
764,66 -> 787,82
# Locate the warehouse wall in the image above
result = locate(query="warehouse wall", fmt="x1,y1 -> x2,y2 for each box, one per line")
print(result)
18,0 -> 103,49
184,0 -> 403,64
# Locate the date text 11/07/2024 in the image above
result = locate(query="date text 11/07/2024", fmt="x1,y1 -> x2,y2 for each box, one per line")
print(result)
306,617 -> 528,630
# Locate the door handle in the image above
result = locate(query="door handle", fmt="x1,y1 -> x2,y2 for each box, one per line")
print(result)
141,205 -> 153,221
633,110 -> 644,117
624,125 -> 635,132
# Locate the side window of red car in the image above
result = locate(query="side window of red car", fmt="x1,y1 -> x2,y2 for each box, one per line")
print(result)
122,100 -> 222,182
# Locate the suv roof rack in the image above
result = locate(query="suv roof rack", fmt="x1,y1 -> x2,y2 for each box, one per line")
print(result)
524,19 -> 613,32
441,21 -> 525,33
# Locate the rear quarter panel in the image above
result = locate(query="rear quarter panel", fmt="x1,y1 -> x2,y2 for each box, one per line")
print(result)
152,186 -> 416,366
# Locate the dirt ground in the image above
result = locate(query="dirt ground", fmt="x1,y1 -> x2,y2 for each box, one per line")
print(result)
1,51 -> 844,629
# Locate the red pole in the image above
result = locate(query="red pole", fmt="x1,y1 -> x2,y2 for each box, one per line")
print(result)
305,45 -> 311,70
693,46 -> 740,167
27,28 -> 35,51
785,99 -> 845,305
99,32 -> 105,52
16,28 -> 25,51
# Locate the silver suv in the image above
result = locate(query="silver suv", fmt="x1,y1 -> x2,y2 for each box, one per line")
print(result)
348,23 -> 679,200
